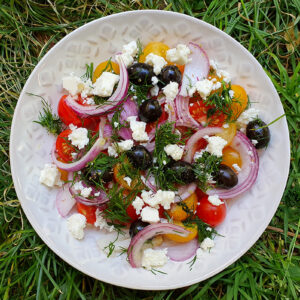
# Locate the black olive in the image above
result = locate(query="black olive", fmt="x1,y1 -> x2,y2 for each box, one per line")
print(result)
246,119 -> 270,149
82,168 -> 113,186
129,219 -> 150,238
127,63 -> 154,85
169,161 -> 195,184
214,164 -> 238,189
158,65 -> 182,87
138,99 -> 162,123
126,145 -> 152,170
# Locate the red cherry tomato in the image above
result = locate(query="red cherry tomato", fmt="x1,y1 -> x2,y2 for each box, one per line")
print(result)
126,204 -> 139,221
56,129 -> 75,162
146,105 -> 168,134
58,95 -> 99,131
189,100 -> 225,127
76,203 -> 97,224
196,194 -> 226,227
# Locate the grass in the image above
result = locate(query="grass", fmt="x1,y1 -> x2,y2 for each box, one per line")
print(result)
0,0 -> 299,299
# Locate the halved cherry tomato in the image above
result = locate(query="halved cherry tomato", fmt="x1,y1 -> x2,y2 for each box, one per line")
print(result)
57,157 -> 69,181
93,60 -> 120,83
216,123 -> 237,145
164,221 -> 198,243
222,146 -> 242,172
76,203 -> 97,224
167,192 -> 198,221
230,85 -> 248,120
196,195 -> 226,227
56,129 -> 75,162
113,162 -> 141,190
139,42 -> 170,63
58,95 -> 99,131
189,100 -> 226,127
126,204 -> 139,221
145,105 -> 168,134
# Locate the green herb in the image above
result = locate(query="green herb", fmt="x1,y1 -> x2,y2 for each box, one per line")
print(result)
104,232 -> 120,258
150,268 -> 167,275
93,95 -> 109,105
150,122 -> 181,190
128,83 -> 152,106
82,62 -> 94,81
32,94 -> 63,135
187,255 -> 197,271
136,38 -> 143,61
110,103 -> 129,142
193,152 -> 222,192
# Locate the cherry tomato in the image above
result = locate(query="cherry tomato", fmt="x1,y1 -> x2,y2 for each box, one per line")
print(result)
222,146 -> 242,172
196,195 -> 226,227
189,100 -> 225,127
58,95 -> 99,130
93,60 -> 120,83
56,129 -> 75,162
216,123 -> 237,145
164,221 -> 198,243
230,85 -> 248,120
139,42 -> 170,63
113,162 -> 142,190
167,192 -> 198,221
76,203 -> 97,224
126,204 -> 139,221
145,105 -> 168,134
57,157 -> 69,181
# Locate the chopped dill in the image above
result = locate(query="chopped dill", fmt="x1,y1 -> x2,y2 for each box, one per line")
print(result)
82,62 -> 94,81
31,94 -> 63,135
128,83 -> 152,106
150,268 -> 167,275
110,103 -> 130,142
187,255 -> 197,271
104,236 -> 118,258
136,38 -> 143,61
193,152 -> 222,192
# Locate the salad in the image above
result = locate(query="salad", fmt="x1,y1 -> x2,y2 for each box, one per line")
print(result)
37,40 -> 271,271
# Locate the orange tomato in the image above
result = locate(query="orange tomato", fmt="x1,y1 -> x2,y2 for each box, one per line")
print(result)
113,163 -> 141,190
216,123 -> 237,145
76,203 -> 97,224
139,42 -> 170,63
167,193 -> 198,221
57,157 -> 69,181
164,221 -> 198,243
230,85 -> 248,120
93,60 -> 120,83
222,146 -> 242,172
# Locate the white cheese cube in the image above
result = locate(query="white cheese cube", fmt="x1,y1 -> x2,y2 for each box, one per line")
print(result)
142,248 -> 168,270
68,125 -> 89,149
117,139 -> 134,152
207,195 -> 224,206
132,196 -> 144,215
204,135 -> 227,157
67,213 -> 87,240
162,81 -> 179,102
145,53 -> 167,75
194,79 -> 214,100
39,163 -> 63,187
166,44 -> 191,65
164,144 -> 184,161
200,237 -> 215,251
236,108 -> 260,128
155,190 -> 175,210
92,72 -> 119,97
141,206 -> 160,223
80,187 -> 92,198
122,41 -> 138,57
127,116 -> 149,142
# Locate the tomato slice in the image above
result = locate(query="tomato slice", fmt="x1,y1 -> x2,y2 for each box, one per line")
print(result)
164,221 -> 198,243
196,195 -> 226,227
126,204 -> 139,221
76,203 -> 97,224
58,95 -> 99,131
56,129 -> 76,162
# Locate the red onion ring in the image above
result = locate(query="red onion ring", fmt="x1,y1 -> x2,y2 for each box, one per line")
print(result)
55,184 -> 75,217
175,183 -> 197,203
141,173 -> 157,192
175,95 -> 202,129
165,238 -> 199,262
179,42 -> 210,97
207,131 -> 259,199
64,57 -> 129,117
128,223 -> 189,268
183,127 -> 223,163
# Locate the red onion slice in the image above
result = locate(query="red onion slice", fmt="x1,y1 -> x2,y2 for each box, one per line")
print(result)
65,57 -> 129,117
175,95 -> 202,129
56,185 -> 75,217
183,127 -> 223,163
52,136 -> 108,172
128,223 -> 189,268
207,131 -> 259,199
165,238 -> 199,262
175,183 -> 197,203
180,42 -> 210,97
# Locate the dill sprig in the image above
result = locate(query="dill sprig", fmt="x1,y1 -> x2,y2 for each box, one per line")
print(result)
193,152 -> 222,192
82,62 -> 94,81
32,95 -> 63,135
128,83 -> 152,106
136,38 -> 143,61
110,103 -> 130,142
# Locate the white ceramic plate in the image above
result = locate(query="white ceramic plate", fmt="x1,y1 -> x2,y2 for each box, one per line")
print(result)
10,10 -> 290,290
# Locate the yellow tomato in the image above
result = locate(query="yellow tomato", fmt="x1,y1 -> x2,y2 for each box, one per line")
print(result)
216,123 -> 237,145
230,85 -> 248,120
139,42 -> 170,63
113,163 -> 141,191
93,60 -> 120,83
222,146 -> 242,172
164,221 -> 198,243
167,193 -> 198,221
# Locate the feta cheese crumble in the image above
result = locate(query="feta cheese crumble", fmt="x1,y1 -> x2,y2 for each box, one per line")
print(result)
68,124 -> 89,149
236,108 -> 260,128
166,44 -> 191,65
39,163 -> 63,187
207,195 -> 224,206
200,237 -> 215,251
94,209 -> 114,232
117,139 -> 134,152
67,213 -> 87,240
251,139 -> 258,146
62,74 -> 92,96
204,135 -> 227,157
80,187 -> 92,198
151,76 -> 159,85
150,85 -> 159,97
92,72 -> 120,97
162,81 -> 179,102
142,248 -> 168,270
164,144 -> 184,161
115,40 -> 138,67
132,196 -> 144,215
145,53 -> 167,75
127,116 -> 149,142
194,79 -> 214,100
123,176 -> 132,187
141,206 -> 160,223
232,163 -> 242,173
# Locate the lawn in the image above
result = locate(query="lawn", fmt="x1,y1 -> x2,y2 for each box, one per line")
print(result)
0,0 -> 299,299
